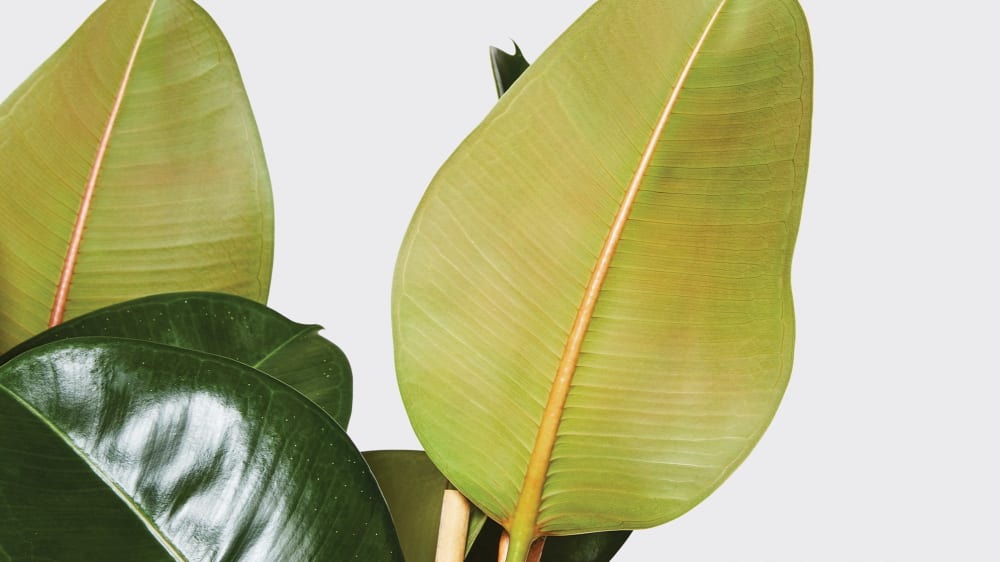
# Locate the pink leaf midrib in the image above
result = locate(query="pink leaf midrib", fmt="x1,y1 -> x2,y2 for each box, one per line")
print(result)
504,0 -> 730,553
49,0 -> 159,327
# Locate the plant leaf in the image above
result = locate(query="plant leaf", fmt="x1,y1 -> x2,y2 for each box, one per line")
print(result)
0,338 -> 402,561
364,450 -> 462,562
490,42 -> 530,97
0,0 -> 273,352
393,0 -> 812,556
0,292 -> 351,427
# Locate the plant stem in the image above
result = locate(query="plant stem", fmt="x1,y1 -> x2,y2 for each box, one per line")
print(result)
528,538 -> 546,562
498,532 -> 508,562
502,531 -> 545,562
435,488 -> 470,562
504,516 -> 535,562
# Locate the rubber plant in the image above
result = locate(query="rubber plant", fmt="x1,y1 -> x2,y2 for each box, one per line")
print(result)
0,0 -> 812,561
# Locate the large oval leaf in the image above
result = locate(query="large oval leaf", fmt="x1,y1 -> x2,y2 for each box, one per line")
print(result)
392,0 -> 812,558
0,292 -> 352,427
0,0 -> 273,352
0,338 -> 401,561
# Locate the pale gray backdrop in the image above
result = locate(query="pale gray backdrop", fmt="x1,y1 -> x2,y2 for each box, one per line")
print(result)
2,2 -> 998,560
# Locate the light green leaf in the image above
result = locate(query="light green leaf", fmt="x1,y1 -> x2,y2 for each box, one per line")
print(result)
0,0 -> 273,352
0,338 -> 402,561
393,0 -> 812,559
0,292 -> 351,427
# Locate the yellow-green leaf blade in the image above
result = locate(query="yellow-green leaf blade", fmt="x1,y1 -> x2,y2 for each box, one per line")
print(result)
393,0 -> 811,546
0,0 -> 272,352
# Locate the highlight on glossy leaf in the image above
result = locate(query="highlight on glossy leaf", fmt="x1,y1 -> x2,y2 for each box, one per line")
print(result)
0,0 -> 274,353
0,338 -> 402,561
0,291 -> 352,427
393,0 -> 812,559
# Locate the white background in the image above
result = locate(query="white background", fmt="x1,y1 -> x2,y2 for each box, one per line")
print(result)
3,1 -> 998,560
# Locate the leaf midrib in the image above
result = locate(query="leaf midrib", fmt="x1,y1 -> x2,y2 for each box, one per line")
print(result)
49,0 -> 159,327
251,325 -> 321,370
504,0 -> 730,550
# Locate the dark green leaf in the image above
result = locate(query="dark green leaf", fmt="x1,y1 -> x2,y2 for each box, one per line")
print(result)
364,450 -> 489,562
365,450 -> 449,562
0,292 -> 351,427
0,338 -> 401,561
490,42 -> 530,97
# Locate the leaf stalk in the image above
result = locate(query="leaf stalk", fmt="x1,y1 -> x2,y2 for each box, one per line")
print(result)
500,531 -> 545,562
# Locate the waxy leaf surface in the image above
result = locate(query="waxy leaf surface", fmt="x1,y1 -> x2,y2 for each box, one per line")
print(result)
393,0 -> 812,556
0,0 -> 273,352
0,292 -> 351,426
0,339 -> 401,561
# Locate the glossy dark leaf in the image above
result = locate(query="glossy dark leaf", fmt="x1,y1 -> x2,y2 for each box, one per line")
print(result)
489,41 -> 530,97
0,292 -> 351,427
0,338 -> 402,561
